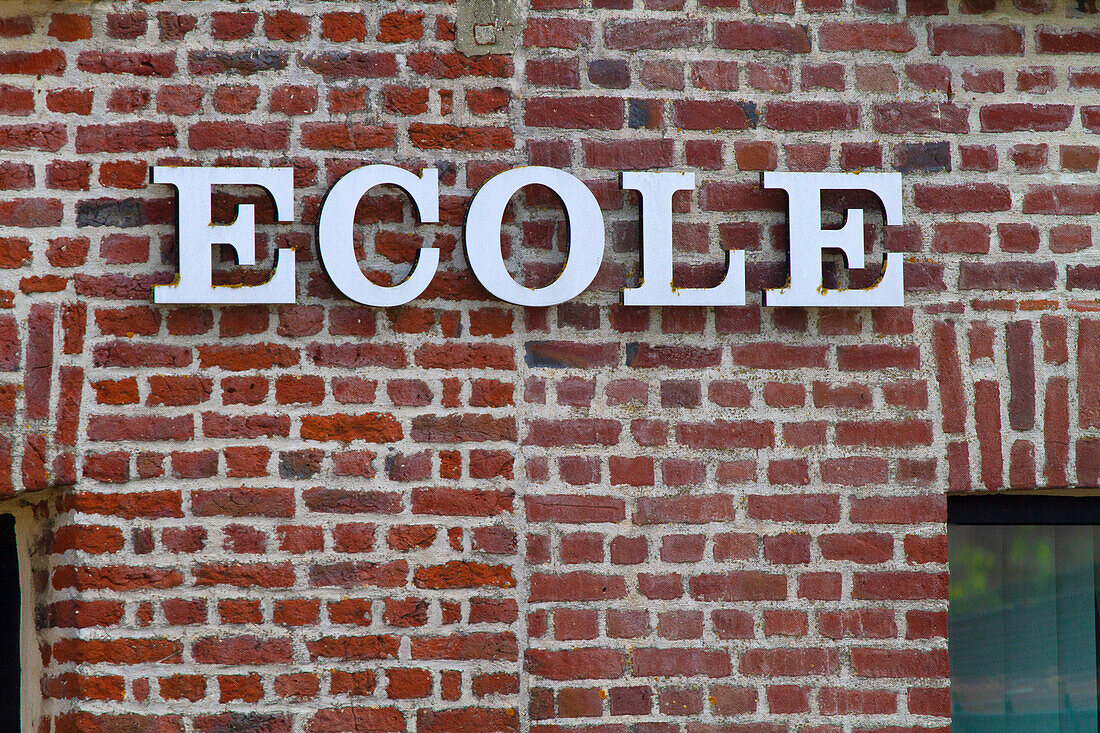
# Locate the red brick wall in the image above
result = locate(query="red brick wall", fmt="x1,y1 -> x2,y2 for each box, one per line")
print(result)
1,0 -> 1098,730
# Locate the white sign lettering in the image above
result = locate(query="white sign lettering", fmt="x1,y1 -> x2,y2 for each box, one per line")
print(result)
153,165 -> 904,308
318,165 -> 440,307
153,167 -> 296,304
622,171 -> 745,307
466,166 -> 605,307
764,172 -> 903,308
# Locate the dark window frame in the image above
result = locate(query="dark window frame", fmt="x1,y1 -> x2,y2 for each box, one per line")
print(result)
949,494 -> 1100,526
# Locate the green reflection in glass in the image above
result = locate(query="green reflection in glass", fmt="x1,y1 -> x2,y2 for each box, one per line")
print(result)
949,524 -> 1098,733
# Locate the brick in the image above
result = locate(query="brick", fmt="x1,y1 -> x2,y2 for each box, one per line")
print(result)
981,104 -> 1073,132
914,183 -> 1011,212
418,708 -> 516,733
819,22 -> 915,52
959,262 -> 1057,291
820,688 -> 897,715
854,571 -> 948,600
836,420 -> 932,447
930,24 -> 1022,55
747,494 -> 839,523
1081,322 -> 1100,429
526,419 -> 620,446
189,121 -> 288,150
158,13 -> 197,41
766,102 -> 858,131
409,123 -> 512,151
414,561 -> 514,589
689,572 -> 787,601
850,496 -> 946,524
633,648 -> 731,677
819,609 -> 897,639
378,11 -> 423,42
1023,184 -> 1100,215
767,685 -> 809,713
211,11 -> 257,40
1016,143 -> 1053,172
837,345 -> 920,371
0,124 -> 66,152
530,572 -> 626,602
732,343 -> 827,368
1044,377 -> 1070,487
525,60 -> 579,89
1038,28 -> 1100,53
605,20 -> 704,50
850,649 -> 949,678
676,421 -> 773,450
408,52 -> 510,79
819,533 -> 893,563
820,457 -> 887,486
584,140 -> 673,169
1006,321 -> 1035,430
715,21 -> 810,52
526,494 -> 624,523
740,648 -> 839,676
49,14 -> 92,41
77,51 -> 175,77
526,649 -> 626,680
412,487 -> 511,516
526,18 -> 591,48
673,101 -> 754,131
525,97 -> 623,129
0,50 -> 65,75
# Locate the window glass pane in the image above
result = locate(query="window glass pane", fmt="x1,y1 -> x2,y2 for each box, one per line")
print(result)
949,524 -> 1099,733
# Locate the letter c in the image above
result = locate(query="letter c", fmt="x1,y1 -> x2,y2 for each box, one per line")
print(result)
318,165 -> 440,307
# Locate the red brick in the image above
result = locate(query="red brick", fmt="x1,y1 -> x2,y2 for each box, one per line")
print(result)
914,183 -> 1011,212
981,104 -> 1073,132
378,11 -> 423,42
820,688 -> 897,715
835,420 -> 933,447
605,19 -> 704,49
819,22 -> 915,51
525,97 -> 623,129
850,648 -> 949,678
526,648 -> 626,680
634,648 -> 730,677
673,100 -> 754,130
77,51 -> 175,77
930,24 -> 1022,55
49,14 -> 92,41
0,50 -> 65,75
715,21 -> 810,51
740,648 -> 839,676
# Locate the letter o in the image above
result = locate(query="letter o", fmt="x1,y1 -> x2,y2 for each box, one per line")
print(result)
464,167 -> 605,307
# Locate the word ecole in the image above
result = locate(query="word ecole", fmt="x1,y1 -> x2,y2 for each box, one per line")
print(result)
153,165 -> 905,309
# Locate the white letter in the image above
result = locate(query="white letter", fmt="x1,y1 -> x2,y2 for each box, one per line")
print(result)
764,172 -> 904,307
465,167 -> 604,307
621,171 -> 745,306
318,165 -> 439,307
153,166 -> 295,304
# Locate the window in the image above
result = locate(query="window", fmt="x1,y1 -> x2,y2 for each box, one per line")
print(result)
0,507 -> 41,733
0,514 -> 19,731
948,495 -> 1100,733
